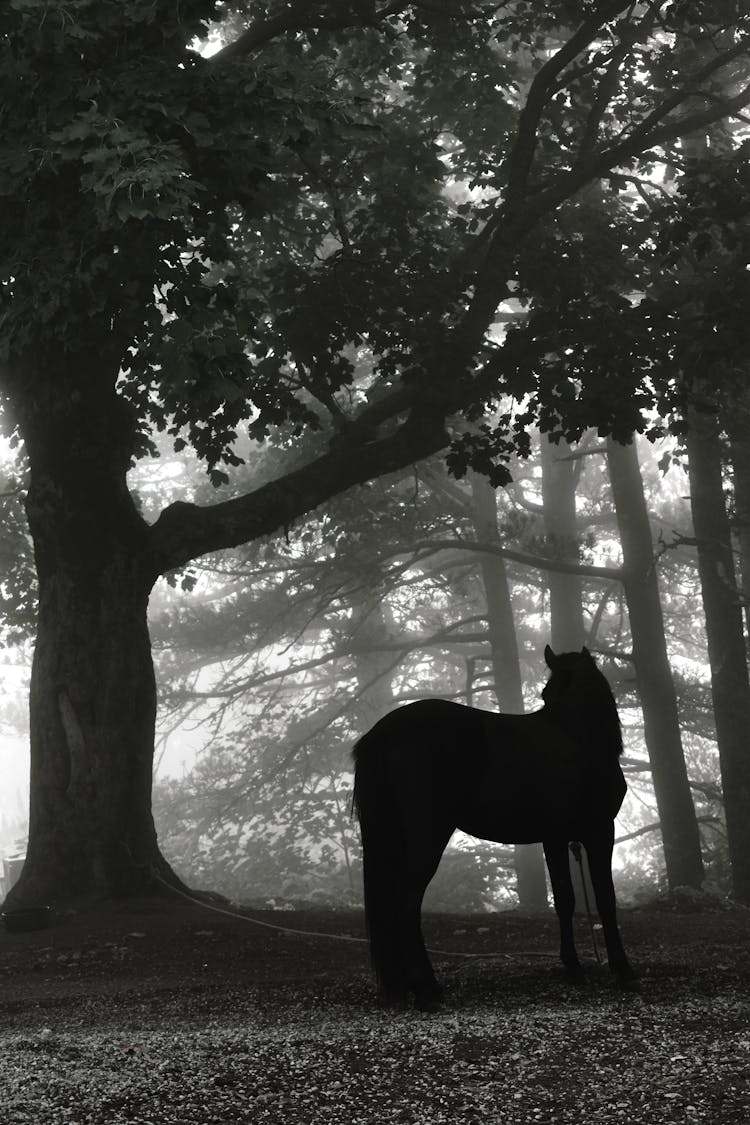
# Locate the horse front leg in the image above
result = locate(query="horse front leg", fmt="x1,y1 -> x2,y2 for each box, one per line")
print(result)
543,837 -> 585,982
582,822 -> 637,988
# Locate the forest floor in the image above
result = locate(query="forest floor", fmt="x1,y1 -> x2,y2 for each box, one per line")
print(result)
0,888 -> 748,1124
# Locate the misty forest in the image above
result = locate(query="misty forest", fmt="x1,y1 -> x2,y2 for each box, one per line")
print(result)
4,4 -> 750,1122
2,1 -> 750,929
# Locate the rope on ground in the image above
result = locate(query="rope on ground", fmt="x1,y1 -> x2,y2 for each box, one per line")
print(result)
155,873 -> 369,945
152,873 -> 555,961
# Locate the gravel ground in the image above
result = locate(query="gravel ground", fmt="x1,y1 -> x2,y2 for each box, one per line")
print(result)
0,893 -> 748,1124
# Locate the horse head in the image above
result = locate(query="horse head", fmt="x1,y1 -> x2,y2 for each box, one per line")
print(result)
541,645 -> 623,756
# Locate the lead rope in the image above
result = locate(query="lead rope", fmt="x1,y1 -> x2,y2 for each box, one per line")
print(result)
150,870 -> 554,962
569,841 -> 603,966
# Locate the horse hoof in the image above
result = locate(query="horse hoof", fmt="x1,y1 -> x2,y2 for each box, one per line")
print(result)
563,963 -> 587,986
378,989 -> 409,1010
612,965 -> 639,991
414,985 -> 443,1012
416,999 -> 440,1017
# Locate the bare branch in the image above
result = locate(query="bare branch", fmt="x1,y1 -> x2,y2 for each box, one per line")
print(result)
171,615 -> 490,701
409,537 -> 624,581
615,814 -> 721,846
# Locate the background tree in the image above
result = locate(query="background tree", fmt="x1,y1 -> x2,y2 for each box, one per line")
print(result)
606,437 -> 704,888
471,472 -> 548,908
503,115 -> 750,899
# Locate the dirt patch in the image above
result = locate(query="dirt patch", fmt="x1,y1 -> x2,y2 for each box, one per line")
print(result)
1,892 -> 749,1123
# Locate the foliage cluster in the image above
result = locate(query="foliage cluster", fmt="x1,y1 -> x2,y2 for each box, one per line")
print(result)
5,2 -> 747,480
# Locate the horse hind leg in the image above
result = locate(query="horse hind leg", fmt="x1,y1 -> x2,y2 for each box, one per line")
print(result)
401,827 -> 453,1011
400,888 -> 442,1012
543,837 -> 585,983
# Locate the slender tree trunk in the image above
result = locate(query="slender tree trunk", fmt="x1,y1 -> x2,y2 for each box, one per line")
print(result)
540,436 -> 584,651
727,393 -> 750,642
471,476 -> 525,710
471,474 -> 548,910
540,435 -> 598,911
606,437 -> 704,889
686,409 -> 750,902
5,353 -> 178,907
351,599 -> 397,730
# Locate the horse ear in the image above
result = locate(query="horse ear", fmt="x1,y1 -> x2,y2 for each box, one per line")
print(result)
544,644 -> 557,668
581,646 -> 594,661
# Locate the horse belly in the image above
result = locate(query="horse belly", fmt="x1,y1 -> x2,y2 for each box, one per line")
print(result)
454,744 -> 583,844
456,804 -> 573,846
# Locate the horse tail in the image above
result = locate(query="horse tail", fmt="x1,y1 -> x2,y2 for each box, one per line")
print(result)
352,724 -> 407,1004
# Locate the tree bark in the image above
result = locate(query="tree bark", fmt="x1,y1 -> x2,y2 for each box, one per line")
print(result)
540,436 -> 585,651
727,392 -> 750,642
351,599 -> 397,729
686,409 -> 750,902
470,474 -> 548,910
5,354 -> 179,907
540,435 -> 599,910
606,437 -> 704,889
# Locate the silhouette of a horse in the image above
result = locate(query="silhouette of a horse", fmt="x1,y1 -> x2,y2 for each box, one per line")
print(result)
353,645 -> 636,1008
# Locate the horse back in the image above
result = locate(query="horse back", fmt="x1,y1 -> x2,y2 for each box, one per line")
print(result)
353,700 -> 488,814
462,708 -> 626,842
354,699 -> 625,845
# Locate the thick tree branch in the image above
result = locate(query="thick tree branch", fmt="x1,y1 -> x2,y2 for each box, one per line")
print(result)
210,1 -> 405,63
148,402 -> 450,577
504,1 -> 633,211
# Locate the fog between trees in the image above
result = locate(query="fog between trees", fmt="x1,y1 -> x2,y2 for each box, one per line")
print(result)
137,425 -> 740,911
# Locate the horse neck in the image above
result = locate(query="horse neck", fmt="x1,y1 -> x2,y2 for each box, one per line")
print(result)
548,686 -> 622,757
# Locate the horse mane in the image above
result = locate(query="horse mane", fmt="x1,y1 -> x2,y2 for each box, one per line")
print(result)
589,664 -> 623,756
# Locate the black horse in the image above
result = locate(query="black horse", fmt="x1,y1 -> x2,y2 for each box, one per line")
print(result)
352,645 -> 636,1009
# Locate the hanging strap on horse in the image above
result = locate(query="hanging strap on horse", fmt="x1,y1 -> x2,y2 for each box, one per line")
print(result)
569,841 -> 603,966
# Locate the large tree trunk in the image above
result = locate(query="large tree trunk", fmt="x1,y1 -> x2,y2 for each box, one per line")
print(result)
606,438 -> 704,889
470,474 -> 548,910
686,408 -> 750,903
4,354 -> 177,907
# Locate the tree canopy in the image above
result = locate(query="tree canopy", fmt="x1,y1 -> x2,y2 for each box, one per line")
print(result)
3,1 -> 748,542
